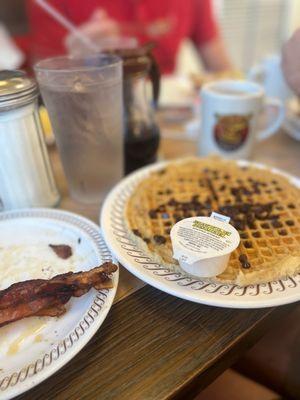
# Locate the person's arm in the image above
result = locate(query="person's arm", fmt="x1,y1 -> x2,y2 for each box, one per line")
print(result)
282,28 -> 300,95
190,0 -> 232,72
198,37 -> 232,72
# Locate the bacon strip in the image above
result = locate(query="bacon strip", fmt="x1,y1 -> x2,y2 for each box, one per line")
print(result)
0,262 -> 117,327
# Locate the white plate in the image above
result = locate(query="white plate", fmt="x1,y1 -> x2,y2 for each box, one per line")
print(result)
101,160 -> 300,309
0,208 -> 118,400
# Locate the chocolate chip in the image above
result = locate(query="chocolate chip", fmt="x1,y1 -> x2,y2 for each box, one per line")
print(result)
276,205 -> 283,210
153,235 -> 166,244
133,229 -> 142,237
157,191 -> 164,195
261,182 -> 267,187
143,238 -> 150,244
162,213 -> 169,219
49,244 -> 72,259
246,213 -> 255,225
265,203 -> 274,212
181,202 -> 191,211
240,203 -> 251,213
219,184 -> 226,191
239,254 -> 251,269
272,180 -> 278,184
244,241 -> 253,248
206,178 -> 219,201
156,205 -> 166,212
240,232 -> 248,239
164,221 -> 172,226
157,169 -> 166,175
261,222 -> 270,229
252,231 -> 261,238
234,219 -> 246,231
275,187 -> 282,192
165,189 -> 173,195
219,205 -> 234,214
241,187 -> 252,195
192,203 -> 202,212
278,229 -> 287,236
286,220 -> 295,226
224,174 -> 230,179
288,203 -> 296,209
168,198 -> 178,206
270,214 -> 279,219
231,188 -> 240,196
191,195 -> 200,203
271,219 -> 283,228
149,210 -> 157,219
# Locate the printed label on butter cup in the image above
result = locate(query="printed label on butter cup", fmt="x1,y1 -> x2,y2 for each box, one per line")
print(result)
171,216 -> 240,265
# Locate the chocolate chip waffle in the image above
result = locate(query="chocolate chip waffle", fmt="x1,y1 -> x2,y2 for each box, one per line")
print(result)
125,158 -> 300,286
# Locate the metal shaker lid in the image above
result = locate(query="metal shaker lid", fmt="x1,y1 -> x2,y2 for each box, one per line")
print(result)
0,70 -> 38,110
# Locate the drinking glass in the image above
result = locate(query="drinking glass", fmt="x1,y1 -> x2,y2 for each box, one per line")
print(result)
35,54 -> 123,203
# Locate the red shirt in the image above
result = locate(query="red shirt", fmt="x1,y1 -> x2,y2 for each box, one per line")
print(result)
26,0 -> 218,73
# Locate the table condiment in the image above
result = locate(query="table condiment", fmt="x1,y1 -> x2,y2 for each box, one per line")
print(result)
0,70 -> 60,210
171,213 -> 240,277
110,45 -> 161,175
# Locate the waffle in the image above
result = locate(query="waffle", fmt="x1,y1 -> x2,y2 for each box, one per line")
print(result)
125,158 -> 300,286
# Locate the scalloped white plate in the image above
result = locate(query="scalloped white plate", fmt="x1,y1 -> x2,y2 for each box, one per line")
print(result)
101,160 -> 300,309
0,209 -> 118,400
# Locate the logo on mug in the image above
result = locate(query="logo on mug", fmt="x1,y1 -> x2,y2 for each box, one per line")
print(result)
214,114 -> 252,151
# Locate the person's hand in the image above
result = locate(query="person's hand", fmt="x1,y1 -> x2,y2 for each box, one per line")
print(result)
65,9 -> 120,55
282,28 -> 300,95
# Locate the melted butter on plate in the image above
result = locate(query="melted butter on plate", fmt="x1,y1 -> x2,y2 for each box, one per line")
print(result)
6,319 -> 47,356
0,318 -> 48,357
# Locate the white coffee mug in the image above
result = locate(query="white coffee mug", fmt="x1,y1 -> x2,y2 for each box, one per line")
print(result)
198,80 -> 285,159
248,54 -> 292,103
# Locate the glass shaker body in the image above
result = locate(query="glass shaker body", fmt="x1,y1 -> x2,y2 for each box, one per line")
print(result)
0,71 -> 60,210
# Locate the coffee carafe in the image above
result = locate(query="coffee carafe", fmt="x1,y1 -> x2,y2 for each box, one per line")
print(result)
112,45 -> 161,175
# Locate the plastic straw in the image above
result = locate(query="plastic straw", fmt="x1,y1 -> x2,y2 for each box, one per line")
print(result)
35,0 -> 99,52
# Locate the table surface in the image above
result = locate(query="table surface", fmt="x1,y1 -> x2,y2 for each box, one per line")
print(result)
19,123 -> 300,400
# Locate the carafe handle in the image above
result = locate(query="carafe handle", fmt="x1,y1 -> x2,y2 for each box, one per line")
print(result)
148,53 -> 160,108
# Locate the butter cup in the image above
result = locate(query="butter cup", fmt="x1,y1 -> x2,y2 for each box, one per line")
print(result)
170,216 -> 240,278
